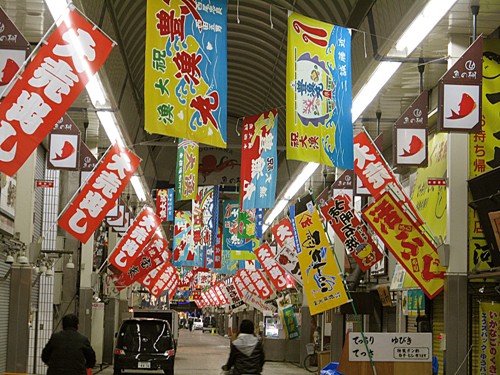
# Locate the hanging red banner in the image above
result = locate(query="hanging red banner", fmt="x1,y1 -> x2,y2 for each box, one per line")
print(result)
58,144 -> 140,243
317,192 -> 383,272
215,282 -> 229,305
241,269 -> 273,300
113,232 -> 169,289
254,243 -> 288,292
0,8 -> 114,176
214,225 -> 223,269
150,263 -> 178,298
108,207 -> 162,274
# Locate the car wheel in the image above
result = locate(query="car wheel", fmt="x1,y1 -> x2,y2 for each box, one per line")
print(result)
163,367 -> 174,375
113,368 -> 122,375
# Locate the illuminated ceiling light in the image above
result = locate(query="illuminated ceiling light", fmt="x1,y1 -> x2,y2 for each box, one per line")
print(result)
44,0 -> 69,24
131,176 -> 147,202
395,0 -> 458,56
96,111 -> 125,148
352,61 -> 401,122
283,162 -> 319,200
264,199 -> 288,226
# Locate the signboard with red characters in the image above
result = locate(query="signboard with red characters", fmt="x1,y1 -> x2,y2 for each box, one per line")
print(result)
149,262 -> 178,299
254,243 -> 288,292
362,192 -> 445,299
59,144 -> 140,243
108,207 -> 161,274
0,8 -> 113,176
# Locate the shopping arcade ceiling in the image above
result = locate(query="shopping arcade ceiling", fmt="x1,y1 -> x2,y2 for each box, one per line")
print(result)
1,0 -> 500,229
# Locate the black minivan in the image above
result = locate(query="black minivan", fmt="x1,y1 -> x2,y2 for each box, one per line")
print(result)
202,316 -> 217,333
114,318 -> 175,375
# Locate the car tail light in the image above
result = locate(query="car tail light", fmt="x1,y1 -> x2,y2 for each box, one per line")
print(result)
164,349 -> 175,357
114,348 -> 125,355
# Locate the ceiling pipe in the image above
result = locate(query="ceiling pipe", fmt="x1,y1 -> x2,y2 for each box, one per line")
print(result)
471,5 -> 480,41
376,110 -> 382,136
418,57 -> 425,93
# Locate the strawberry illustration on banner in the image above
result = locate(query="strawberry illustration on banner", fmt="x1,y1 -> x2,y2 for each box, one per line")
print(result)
0,8 -> 114,176
108,207 -> 162,274
58,144 -> 140,243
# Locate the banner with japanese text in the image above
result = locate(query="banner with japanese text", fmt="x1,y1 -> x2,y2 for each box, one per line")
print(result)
468,39 -> 500,275
156,188 -> 174,222
223,201 -> 253,251
108,207 -> 162,274
240,109 -> 278,209
213,242 -> 238,274
146,262 -> 178,299
144,0 -> 227,148
479,302 -> 500,375
173,210 -> 202,267
238,208 -> 263,239
272,218 -> 302,285
0,8 -> 113,176
213,225 -> 223,269
362,192 -> 445,299
193,185 -> 219,268
241,290 -> 277,313
254,243 -> 288,292
176,139 -> 199,201
293,204 -> 349,315
317,191 -> 383,271
114,232 -> 169,289
286,12 -> 353,169
59,144 -> 140,243
354,130 -> 422,225
281,305 -> 300,339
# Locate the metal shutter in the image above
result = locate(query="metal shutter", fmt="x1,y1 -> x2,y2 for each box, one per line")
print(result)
432,293 -> 444,375
33,147 -> 46,243
0,253 -> 11,373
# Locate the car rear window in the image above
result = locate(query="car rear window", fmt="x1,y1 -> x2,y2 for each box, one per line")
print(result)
117,320 -> 172,353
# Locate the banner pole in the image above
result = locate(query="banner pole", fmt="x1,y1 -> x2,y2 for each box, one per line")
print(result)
308,190 -> 378,375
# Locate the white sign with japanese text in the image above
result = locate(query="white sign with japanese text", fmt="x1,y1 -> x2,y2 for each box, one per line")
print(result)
349,333 -> 432,362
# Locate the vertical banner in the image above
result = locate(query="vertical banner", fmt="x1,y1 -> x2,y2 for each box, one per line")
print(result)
393,90 -> 429,167
192,185 -> 219,268
222,201 -> 253,250
108,207 -> 162,274
438,36 -> 483,133
238,208 -> 263,239
282,305 -> 300,339
272,218 -> 303,285
240,109 -> 278,209
479,302 -> 500,375
317,191 -> 383,271
254,243 -> 288,292
294,204 -> 349,315
176,139 -> 199,201
213,225 -> 222,269
48,114 -> 81,170
173,210 -> 202,267
286,12 -> 353,169
469,39 -> 500,274
0,8 -> 114,176
362,192 -> 445,299
156,188 -> 174,222
58,144 -> 141,243
144,0 -> 227,148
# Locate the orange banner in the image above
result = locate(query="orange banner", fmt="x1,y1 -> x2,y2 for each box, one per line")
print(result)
362,192 -> 445,299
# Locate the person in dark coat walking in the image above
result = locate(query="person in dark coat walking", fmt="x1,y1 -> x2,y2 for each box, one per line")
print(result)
42,314 -> 96,375
222,319 -> 265,375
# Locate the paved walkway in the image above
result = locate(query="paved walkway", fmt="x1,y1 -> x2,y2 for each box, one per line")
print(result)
97,328 -> 310,375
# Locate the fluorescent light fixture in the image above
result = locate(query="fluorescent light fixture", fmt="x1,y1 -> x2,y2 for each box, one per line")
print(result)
396,0 -> 458,56
44,0 -> 69,24
96,111 -> 125,148
131,176 -> 147,202
284,162 -> 319,200
351,61 -> 401,122
265,199 -> 288,225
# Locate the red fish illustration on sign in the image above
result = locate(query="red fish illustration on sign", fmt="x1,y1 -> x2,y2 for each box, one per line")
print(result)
53,141 -> 76,161
0,58 -> 20,85
400,135 -> 424,157
446,93 -> 477,119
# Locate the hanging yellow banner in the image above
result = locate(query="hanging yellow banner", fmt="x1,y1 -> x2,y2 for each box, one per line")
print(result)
144,0 -> 227,148
293,205 -> 348,315
479,302 -> 500,374
362,192 -> 445,299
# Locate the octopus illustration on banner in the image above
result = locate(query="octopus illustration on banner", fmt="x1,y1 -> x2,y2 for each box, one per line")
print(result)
144,0 -> 227,148
286,12 -> 353,169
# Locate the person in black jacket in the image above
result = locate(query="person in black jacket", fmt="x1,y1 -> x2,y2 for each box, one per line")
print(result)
42,314 -> 96,375
222,319 -> 265,375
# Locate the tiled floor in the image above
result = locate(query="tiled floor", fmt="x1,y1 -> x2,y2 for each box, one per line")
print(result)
96,328 -> 310,375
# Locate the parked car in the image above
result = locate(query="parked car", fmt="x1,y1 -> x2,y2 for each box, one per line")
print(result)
193,317 -> 203,330
202,316 -> 217,333
114,318 -> 175,375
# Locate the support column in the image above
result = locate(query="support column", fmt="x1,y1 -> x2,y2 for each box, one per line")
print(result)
79,238 -> 94,338
14,152 -> 36,251
6,266 -> 32,372
299,293 -> 311,367
444,34 -> 470,375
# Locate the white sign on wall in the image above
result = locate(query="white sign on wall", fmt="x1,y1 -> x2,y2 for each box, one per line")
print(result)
349,333 -> 432,362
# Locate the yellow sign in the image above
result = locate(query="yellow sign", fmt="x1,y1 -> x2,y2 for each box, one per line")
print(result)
294,207 -> 348,315
411,132 -> 447,245
468,39 -> 500,274
479,302 -> 500,374
363,192 -> 445,299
